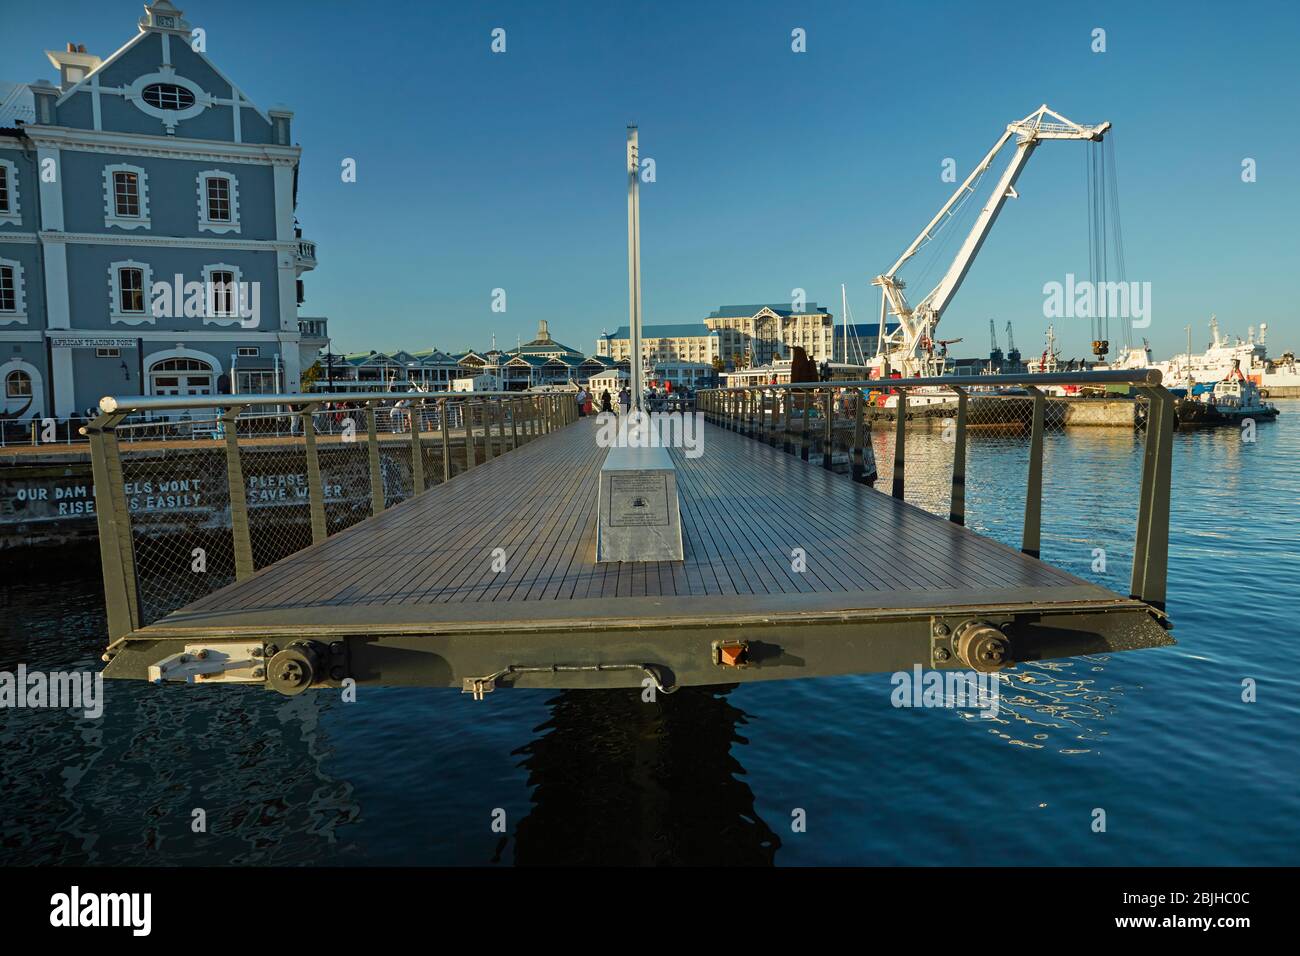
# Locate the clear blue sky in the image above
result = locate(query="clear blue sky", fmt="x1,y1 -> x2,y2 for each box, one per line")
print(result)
5,0 -> 1299,361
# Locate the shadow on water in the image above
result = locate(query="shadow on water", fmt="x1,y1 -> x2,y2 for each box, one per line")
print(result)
508,686 -> 780,865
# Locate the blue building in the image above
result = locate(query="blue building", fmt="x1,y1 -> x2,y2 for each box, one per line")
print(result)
0,0 -> 319,423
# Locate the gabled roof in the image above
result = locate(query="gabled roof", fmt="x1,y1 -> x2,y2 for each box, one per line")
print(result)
506,354 -> 549,367
706,303 -> 831,318
604,323 -> 712,339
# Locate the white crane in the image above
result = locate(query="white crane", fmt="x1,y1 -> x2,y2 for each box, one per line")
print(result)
871,105 -> 1110,376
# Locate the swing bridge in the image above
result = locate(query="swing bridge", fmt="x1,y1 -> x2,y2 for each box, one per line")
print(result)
89,367 -> 1176,697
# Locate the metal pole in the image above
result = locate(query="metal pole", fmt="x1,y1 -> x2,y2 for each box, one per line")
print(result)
627,125 -> 644,413
300,404 -> 327,544
892,388 -> 907,499
822,389 -> 834,470
1022,386 -> 1045,557
222,407 -> 255,578
851,388 -> 867,482
1131,387 -> 1174,609
440,397 -> 452,482
464,402 -> 477,469
367,404 -> 384,515
410,401 -> 425,495
949,387 -> 968,525
87,415 -> 140,640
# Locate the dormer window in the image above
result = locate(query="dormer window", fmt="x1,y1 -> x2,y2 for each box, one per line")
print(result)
142,83 -> 195,110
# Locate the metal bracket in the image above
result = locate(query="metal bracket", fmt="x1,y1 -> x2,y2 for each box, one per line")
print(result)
148,642 -> 266,685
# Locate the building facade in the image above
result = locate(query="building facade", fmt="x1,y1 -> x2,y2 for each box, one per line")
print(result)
0,1 -> 316,422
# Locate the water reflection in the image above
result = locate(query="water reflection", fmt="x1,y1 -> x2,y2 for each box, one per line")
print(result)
509,686 -> 780,865
959,656 -> 1126,754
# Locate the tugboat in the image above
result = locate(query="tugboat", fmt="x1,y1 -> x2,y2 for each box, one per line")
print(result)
1177,360 -> 1279,428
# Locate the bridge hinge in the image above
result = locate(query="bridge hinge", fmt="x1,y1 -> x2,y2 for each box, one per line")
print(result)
148,642 -> 267,685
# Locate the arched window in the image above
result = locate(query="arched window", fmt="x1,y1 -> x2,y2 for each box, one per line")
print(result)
149,357 -> 214,397
5,369 -> 32,398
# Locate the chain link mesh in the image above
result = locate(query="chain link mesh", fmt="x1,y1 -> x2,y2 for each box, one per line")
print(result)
110,397 -> 534,627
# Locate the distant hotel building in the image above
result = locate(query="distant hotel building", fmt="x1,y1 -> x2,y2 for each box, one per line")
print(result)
597,303 -> 853,368
0,1 -> 319,422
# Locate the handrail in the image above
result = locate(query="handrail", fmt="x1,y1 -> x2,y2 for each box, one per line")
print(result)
709,368 -> 1163,392
89,389 -> 579,649
98,389 -> 540,414
697,370 -> 1175,613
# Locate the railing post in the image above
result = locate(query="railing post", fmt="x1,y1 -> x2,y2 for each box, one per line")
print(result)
1022,386 -> 1046,558
783,389 -> 794,454
409,401 -> 425,495
948,387 -> 969,525
367,403 -> 384,515
510,398 -> 520,450
440,397 -> 452,482
483,400 -> 496,461
464,402 -> 477,469
222,407 -> 255,579
822,389 -> 834,469
851,388 -> 867,482
300,404 -> 327,544
892,387 -> 907,499
1131,386 -> 1174,609
800,390 -> 812,461
87,414 -> 140,640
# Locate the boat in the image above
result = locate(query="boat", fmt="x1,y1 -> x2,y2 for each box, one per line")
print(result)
1177,360 -> 1279,427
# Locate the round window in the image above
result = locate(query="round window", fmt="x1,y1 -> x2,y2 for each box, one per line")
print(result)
141,83 -> 196,110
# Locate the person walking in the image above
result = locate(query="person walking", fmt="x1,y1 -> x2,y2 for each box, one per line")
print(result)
600,389 -> 612,413
618,385 -> 631,416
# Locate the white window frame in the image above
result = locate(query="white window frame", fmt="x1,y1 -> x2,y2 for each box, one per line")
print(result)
126,72 -> 207,131
102,163 -> 151,230
0,159 -> 19,226
201,263 -> 244,327
196,170 -> 240,234
236,345 -> 260,357
108,259 -> 155,326
0,257 -> 28,325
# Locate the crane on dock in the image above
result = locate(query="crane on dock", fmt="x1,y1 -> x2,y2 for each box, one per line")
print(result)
1006,321 -> 1021,370
870,105 -> 1110,376
988,319 -> 1003,372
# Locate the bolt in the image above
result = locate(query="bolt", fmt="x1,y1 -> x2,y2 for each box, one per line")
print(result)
252,666 -> 265,678
195,649 -> 208,660
933,623 -> 950,637
251,646 -> 264,658
934,647 -> 951,662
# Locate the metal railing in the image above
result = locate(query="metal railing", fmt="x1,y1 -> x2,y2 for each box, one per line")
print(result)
698,369 -> 1175,611
88,390 -> 579,645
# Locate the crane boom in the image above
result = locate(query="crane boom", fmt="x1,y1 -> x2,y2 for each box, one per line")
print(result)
871,105 -> 1109,375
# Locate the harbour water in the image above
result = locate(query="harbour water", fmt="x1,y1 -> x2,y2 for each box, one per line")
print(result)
2,402 -> 1297,865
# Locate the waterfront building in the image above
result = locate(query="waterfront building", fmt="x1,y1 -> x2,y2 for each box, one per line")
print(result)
597,322 -> 729,367
0,1 -> 317,422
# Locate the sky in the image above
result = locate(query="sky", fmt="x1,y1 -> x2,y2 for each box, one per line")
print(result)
4,0 -> 1299,362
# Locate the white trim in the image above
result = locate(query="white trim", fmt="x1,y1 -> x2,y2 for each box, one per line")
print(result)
0,358 -> 45,422
102,162 -> 152,230
201,262 -> 244,326
108,258 -> 155,325
24,127 -> 300,166
196,169 -> 241,234
0,257 -> 28,325
126,71 -> 209,132
39,230 -> 293,252
143,345 -> 223,397
0,233 -> 39,244
0,159 -> 20,226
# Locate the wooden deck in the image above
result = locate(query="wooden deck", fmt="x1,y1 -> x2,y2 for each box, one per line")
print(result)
106,418 -> 1173,690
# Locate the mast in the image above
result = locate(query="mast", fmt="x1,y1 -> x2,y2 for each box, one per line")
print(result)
626,125 -> 644,412
840,283 -> 847,364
